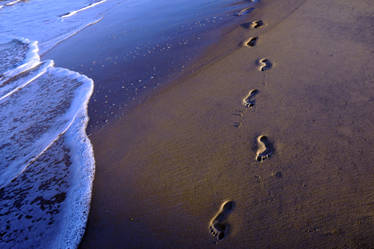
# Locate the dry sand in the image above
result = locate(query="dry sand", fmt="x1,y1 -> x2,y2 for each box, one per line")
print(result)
80,0 -> 374,248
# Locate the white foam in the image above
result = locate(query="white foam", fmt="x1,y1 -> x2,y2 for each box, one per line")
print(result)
0,38 -> 40,85
0,0 -> 108,247
0,0 -> 112,54
61,0 -> 107,18
0,63 -> 94,188
52,96 -> 95,249
0,60 -> 53,101
0,110 -> 95,249
0,41 -> 95,248
5,0 -> 21,6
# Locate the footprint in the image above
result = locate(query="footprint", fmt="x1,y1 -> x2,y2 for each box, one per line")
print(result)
255,135 -> 273,162
242,89 -> 259,108
232,110 -> 244,128
241,20 -> 264,29
235,7 -> 255,16
232,112 -> 243,117
275,171 -> 282,178
258,58 -> 272,71
233,121 -> 242,128
209,200 -> 235,241
243,37 -> 258,47
250,20 -> 264,29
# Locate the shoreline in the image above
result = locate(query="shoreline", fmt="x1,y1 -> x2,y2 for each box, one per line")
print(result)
43,0 -> 255,134
79,0 -> 374,248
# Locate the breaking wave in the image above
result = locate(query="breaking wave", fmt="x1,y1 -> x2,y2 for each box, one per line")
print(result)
0,0 -> 111,248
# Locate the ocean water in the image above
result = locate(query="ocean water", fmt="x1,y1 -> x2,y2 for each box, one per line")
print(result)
44,0 -> 261,132
0,0 -> 110,248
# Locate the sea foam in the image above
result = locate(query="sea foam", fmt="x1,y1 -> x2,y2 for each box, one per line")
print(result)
0,37 -> 95,249
0,0 -> 108,248
0,38 -> 39,85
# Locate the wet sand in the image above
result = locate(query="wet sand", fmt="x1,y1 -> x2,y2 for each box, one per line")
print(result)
44,0 -> 251,133
80,0 -> 374,248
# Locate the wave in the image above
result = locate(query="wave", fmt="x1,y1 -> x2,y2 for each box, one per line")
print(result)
5,0 -> 21,6
0,0 -> 22,8
0,0 -> 111,54
0,0 -> 115,247
0,38 -> 39,85
61,0 -> 107,18
39,17 -> 103,54
0,37 -> 95,249
0,60 -> 53,101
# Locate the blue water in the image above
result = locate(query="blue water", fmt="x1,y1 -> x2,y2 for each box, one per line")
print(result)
44,0 -> 259,132
0,0 -> 107,248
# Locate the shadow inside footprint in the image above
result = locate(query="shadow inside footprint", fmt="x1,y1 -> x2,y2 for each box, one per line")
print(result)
209,200 -> 235,241
251,20 -> 264,29
258,58 -> 272,71
255,135 -> 274,162
233,121 -> 241,128
242,89 -> 259,108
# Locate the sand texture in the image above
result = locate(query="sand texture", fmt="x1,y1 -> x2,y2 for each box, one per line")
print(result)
80,0 -> 374,248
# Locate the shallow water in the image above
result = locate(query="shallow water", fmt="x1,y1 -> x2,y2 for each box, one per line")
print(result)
0,0 -> 105,248
44,0 -> 260,132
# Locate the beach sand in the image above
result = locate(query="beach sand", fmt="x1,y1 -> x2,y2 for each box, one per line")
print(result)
79,0 -> 374,248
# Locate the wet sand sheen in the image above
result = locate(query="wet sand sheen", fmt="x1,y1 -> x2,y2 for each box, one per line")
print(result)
80,0 -> 374,248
